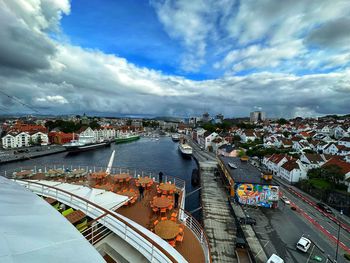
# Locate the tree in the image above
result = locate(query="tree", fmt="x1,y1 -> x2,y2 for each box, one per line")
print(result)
322,165 -> 344,184
277,118 -> 289,125
307,168 -> 322,179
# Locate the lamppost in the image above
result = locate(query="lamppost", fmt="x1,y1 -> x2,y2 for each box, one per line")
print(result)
335,209 -> 343,262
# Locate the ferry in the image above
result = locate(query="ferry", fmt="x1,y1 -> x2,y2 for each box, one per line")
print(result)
63,135 -> 111,153
4,164 -> 211,263
115,134 -> 140,144
178,143 -> 193,158
171,133 -> 180,142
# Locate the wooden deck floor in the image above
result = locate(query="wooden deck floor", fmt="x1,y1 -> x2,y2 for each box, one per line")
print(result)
30,173 -> 205,263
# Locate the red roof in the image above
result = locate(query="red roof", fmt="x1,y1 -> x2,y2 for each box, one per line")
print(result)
322,157 -> 350,175
281,159 -> 299,172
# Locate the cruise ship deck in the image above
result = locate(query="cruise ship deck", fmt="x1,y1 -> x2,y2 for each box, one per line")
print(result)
1,164 -> 210,263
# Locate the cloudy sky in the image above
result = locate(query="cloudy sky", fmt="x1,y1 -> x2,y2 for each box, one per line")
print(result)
0,0 -> 350,118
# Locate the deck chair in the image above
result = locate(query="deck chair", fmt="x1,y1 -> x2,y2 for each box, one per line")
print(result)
62,208 -> 74,217
76,219 -> 88,232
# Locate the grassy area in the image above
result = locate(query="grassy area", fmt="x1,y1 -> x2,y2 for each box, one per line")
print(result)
309,178 -> 331,190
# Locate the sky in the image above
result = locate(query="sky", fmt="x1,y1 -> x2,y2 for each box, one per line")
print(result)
0,0 -> 350,118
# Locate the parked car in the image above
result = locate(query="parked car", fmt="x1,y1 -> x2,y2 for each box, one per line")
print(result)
281,196 -> 290,205
296,236 -> 312,252
267,254 -> 284,263
235,237 -> 247,248
239,216 -> 256,225
317,202 -> 333,214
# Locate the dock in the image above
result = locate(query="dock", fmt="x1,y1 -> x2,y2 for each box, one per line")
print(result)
189,139 -> 237,262
0,145 -> 66,164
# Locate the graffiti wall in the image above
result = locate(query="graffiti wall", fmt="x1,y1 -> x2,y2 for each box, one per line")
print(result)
235,183 -> 279,208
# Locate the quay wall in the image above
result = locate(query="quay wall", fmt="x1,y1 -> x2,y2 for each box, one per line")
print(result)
0,146 -> 66,164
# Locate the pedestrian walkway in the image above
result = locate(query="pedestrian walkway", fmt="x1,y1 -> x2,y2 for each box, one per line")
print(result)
200,162 -> 237,263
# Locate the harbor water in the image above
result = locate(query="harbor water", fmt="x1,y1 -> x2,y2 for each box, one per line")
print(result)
0,137 -> 201,219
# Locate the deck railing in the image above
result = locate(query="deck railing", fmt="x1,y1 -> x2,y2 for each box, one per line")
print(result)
2,163 -> 186,191
15,179 -> 187,263
180,209 -> 211,263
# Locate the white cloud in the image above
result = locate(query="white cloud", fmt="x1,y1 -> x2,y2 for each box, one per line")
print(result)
0,0 -> 350,118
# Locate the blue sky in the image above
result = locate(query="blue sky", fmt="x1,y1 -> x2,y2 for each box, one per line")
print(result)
0,0 -> 350,117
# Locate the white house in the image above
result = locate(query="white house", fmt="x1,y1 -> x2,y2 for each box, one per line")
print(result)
240,130 -> 257,143
292,141 -> 311,152
299,153 -> 326,170
31,132 -> 49,146
15,132 -> 31,148
339,137 -> 350,148
279,159 -> 307,183
323,143 -> 339,155
204,132 -> 219,150
263,154 -> 289,175
2,133 -> 16,149
334,126 -> 348,139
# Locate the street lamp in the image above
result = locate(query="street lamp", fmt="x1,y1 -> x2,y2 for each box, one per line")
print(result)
335,209 -> 343,262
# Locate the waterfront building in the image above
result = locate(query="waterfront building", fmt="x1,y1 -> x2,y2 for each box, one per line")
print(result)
48,131 -> 76,145
30,132 -> 49,145
218,156 -> 279,208
1,133 -> 16,148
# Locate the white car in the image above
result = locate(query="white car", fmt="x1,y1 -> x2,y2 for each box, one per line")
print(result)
281,196 -> 290,205
267,254 -> 284,263
296,237 -> 311,252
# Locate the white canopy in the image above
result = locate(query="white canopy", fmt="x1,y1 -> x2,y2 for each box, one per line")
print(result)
27,180 -> 129,210
0,177 -> 105,263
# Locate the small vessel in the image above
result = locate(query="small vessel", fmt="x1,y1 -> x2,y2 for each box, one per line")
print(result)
178,143 -> 192,158
191,168 -> 200,186
228,162 -> 237,169
63,135 -> 111,153
171,133 -> 180,142
115,134 -> 140,144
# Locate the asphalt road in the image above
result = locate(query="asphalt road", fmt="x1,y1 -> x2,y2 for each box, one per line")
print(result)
243,202 -> 347,263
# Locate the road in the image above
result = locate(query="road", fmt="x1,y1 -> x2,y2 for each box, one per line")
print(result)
277,181 -> 350,260
243,200 -> 347,263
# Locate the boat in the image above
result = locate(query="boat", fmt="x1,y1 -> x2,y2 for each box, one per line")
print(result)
228,162 -> 237,169
178,143 -> 193,158
115,134 -> 140,144
63,136 -> 111,153
171,133 -> 180,142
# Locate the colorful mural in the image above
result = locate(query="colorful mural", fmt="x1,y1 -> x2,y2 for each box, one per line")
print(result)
235,183 -> 279,208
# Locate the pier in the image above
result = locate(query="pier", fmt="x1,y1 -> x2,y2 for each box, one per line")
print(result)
0,145 -> 66,164
188,139 -> 237,263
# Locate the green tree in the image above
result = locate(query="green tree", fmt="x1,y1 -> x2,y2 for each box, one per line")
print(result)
277,118 -> 289,125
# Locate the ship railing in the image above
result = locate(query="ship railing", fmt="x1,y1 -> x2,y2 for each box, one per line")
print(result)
3,164 -> 186,191
179,208 -> 212,263
14,179 -> 187,263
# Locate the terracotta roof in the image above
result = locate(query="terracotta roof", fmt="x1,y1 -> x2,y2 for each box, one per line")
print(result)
281,159 -> 299,172
304,154 -> 324,164
268,154 -> 288,164
322,157 -> 350,175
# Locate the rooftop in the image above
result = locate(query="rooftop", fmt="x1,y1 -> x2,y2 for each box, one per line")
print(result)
219,156 -> 276,185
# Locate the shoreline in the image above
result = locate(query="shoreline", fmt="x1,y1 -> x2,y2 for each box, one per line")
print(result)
0,146 -> 67,164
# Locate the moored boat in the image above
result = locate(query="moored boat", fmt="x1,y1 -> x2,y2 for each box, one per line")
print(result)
178,143 -> 192,158
171,133 -> 180,142
115,134 -> 140,144
63,136 -> 111,153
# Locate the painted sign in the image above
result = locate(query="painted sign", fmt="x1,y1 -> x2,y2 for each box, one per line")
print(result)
235,183 -> 279,208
